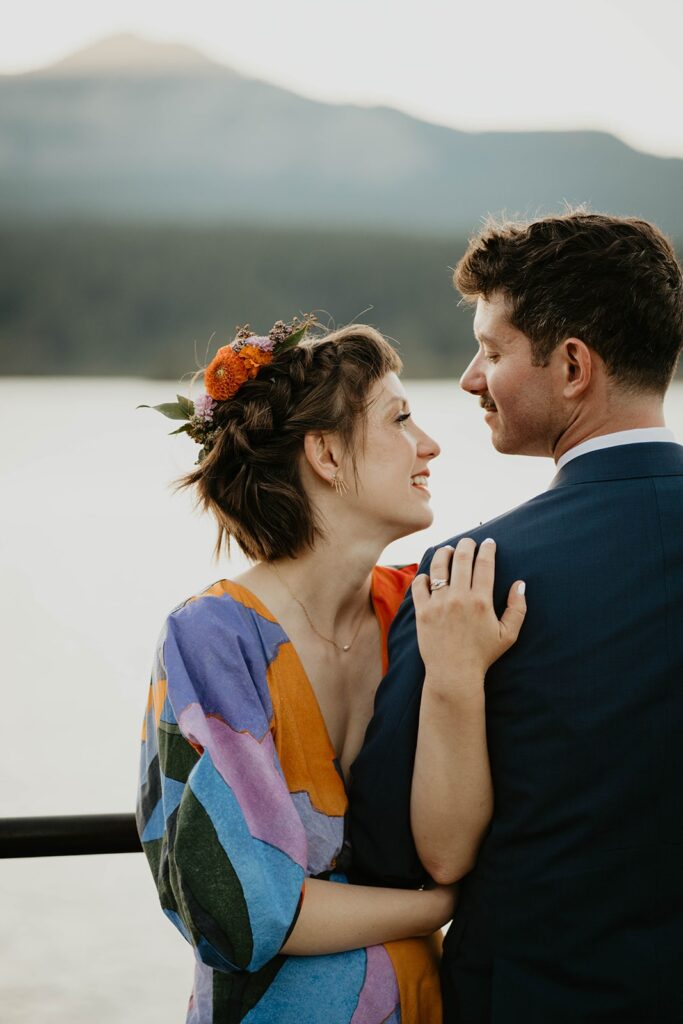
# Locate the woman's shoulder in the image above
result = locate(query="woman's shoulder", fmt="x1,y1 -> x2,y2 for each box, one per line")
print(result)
159,580 -> 286,727
165,578 -> 279,631
372,563 -> 418,596
160,581 -> 286,667
371,563 -> 419,623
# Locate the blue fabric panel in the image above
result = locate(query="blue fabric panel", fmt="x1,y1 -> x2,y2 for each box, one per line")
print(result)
242,948 -> 366,1023
187,753 -> 305,972
141,774 -> 185,841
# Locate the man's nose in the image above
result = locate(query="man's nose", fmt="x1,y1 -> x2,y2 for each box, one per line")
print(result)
459,352 -> 486,394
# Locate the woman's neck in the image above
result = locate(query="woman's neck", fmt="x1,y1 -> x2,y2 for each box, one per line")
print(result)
239,533 -> 385,635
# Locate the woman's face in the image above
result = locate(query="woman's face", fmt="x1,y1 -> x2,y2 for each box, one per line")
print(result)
347,372 -> 441,543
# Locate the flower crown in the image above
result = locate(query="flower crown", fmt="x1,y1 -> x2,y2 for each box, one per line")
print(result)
139,313 -> 317,463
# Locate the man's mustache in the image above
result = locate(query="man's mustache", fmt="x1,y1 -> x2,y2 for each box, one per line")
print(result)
479,397 -> 498,412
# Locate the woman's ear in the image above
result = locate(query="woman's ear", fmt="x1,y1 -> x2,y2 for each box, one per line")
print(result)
302,431 -> 341,486
561,338 -> 595,399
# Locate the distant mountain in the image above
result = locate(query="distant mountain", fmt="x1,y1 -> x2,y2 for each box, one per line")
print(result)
25,33 -> 234,78
1,34 -> 682,234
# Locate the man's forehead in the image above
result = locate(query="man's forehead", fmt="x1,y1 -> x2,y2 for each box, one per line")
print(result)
473,295 -> 517,344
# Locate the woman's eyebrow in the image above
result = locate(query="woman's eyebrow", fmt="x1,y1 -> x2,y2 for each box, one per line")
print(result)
383,395 -> 408,410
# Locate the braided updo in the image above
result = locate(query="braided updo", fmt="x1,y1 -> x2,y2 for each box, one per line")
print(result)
178,324 -> 402,561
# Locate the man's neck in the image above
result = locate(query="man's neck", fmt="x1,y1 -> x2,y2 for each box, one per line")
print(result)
552,400 -> 666,464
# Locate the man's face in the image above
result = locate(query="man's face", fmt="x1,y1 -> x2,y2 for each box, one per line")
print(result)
459,293 -> 562,457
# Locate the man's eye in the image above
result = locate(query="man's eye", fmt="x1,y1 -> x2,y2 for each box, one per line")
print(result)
484,353 -> 499,362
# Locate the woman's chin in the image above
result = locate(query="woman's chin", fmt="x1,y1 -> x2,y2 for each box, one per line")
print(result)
390,508 -> 434,541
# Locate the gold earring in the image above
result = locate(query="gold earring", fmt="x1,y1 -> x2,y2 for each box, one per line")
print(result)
332,472 -> 348,496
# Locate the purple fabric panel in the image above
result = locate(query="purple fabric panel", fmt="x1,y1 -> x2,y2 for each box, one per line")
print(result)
164,594 -> 288,737
187,961 -> 214,1024
350,945 -> 400,1024
179,703 -> 308,869
290,790 -> 344,876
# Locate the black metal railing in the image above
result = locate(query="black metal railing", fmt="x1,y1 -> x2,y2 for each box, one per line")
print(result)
0,814 -> 140,858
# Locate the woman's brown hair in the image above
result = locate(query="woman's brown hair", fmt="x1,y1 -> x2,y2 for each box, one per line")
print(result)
178,325 -> 402,562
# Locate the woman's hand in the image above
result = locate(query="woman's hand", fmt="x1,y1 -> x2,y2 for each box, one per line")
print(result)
410,538 -> 526,882
420,882 -> 458,932
413,538 -> 527,691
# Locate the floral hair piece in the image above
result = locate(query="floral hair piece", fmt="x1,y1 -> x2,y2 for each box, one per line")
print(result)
139,314 -> 317,463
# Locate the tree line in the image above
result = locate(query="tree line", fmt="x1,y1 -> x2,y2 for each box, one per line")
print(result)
1,221 -> 681,380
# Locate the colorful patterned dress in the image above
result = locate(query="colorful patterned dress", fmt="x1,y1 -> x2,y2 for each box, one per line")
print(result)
137,565 -> 442,1023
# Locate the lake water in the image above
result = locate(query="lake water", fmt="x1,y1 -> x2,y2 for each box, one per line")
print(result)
1,378 -> 682,1022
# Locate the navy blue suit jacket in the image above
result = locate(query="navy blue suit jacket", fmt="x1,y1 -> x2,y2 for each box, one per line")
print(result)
350,443 -> 683,1023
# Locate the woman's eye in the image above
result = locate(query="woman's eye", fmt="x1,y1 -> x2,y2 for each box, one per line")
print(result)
396,412 -> 412,427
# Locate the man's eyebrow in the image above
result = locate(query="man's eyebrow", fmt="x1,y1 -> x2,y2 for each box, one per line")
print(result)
475,331 -> 506,347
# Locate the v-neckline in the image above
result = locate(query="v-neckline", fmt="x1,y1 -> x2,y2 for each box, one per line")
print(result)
217,574 -> 386,780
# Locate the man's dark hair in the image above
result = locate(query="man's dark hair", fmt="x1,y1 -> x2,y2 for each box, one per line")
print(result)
454,210 -> 683,392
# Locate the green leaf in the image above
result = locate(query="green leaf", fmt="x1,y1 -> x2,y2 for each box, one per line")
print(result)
278,319 -> 316,351
169,423 -> 193,436
137,401 -> 188,421
176,394 -> 194,418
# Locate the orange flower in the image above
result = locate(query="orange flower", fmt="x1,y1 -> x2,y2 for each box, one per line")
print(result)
239,343 -> 274,378
204,345 -> 249,401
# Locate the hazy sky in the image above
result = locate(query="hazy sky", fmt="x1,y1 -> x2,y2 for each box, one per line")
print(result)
3,0 -> 682,157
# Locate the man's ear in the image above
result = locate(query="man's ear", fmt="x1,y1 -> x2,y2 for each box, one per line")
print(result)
561,338 -> 595,399
302,431 -> 341,486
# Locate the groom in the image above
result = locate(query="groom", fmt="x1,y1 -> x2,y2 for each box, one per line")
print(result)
350,211 -> 683,1022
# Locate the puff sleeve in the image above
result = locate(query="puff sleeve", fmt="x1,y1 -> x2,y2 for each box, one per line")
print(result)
136,592 -> 308,973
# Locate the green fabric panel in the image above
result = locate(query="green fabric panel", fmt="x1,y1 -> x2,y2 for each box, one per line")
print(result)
158,720 -> 200,782
170,788 -> 253,968
142,836 -> 163,887
212,957 -> 285,1022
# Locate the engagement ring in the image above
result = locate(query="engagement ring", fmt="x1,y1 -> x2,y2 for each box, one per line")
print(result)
430,578 -> 448,591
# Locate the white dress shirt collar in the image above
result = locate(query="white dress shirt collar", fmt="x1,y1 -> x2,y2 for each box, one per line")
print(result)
556,427 -> 677,471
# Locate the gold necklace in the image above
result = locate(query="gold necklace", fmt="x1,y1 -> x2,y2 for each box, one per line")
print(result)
268,563 -> 367,652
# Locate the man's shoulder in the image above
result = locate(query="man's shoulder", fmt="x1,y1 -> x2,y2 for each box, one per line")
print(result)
436,488 -> 557,550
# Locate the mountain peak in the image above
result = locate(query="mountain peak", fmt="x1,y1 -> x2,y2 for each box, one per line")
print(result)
29,32 -> 236,78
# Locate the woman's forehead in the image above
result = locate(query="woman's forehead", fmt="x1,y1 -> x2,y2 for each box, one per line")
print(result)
372,370 -> 406,407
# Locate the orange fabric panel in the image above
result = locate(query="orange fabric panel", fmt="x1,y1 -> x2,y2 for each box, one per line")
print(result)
385,931 -> 443,1023
215,579 -> 278,621
371,564 -> 418,674
152,677 -> 168,726
269,641 -> 347,818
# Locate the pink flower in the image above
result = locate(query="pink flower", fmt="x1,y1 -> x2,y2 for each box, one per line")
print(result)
248,335 -> 276,353
194,392 -> 216,421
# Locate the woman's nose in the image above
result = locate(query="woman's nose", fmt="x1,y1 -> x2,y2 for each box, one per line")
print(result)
419,430 -> 441,460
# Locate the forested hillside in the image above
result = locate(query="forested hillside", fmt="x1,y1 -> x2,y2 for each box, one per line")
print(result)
4,221 -> 681,380
0,222 -> 478,378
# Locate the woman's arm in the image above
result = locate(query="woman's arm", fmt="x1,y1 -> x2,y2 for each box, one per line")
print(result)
281,877 -> 455,956
410,538 -> 526,884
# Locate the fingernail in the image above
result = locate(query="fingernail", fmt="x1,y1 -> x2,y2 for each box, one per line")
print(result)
517,582 -> 526,596
482,537 -> 495,546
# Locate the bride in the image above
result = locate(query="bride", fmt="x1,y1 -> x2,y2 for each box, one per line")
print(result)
136,316 -> 526,1023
